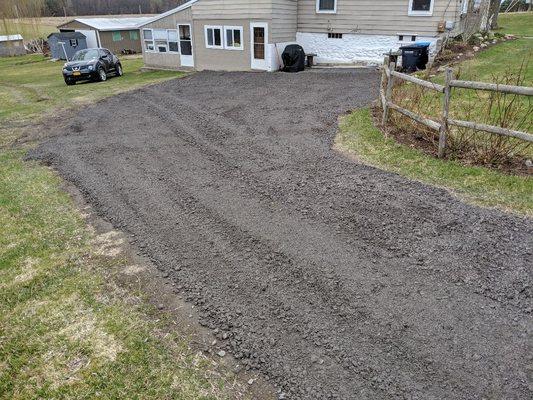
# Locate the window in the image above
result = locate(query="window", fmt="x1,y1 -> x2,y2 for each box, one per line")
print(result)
205,26 -> 223,49
224,26 -> 243,50
153,29 -> 168,53
142,29 -> 180,53
69,38 -> 78,47
204,25 -> 244,51
112,31 -> 123,42
316,0 -> 336,13
143,29 -> 154,51
168,29 -> 179,53
129,30 -> 139,40
328,32 -> 342,39
408,0 -> 433,16
398,34 -> 417,42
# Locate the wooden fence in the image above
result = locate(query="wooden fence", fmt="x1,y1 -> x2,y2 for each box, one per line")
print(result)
379,56 -> 533,158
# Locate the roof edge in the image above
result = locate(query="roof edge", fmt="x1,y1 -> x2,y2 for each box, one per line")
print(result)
57,18 -> 78,29
58,17 -> 152,31
138,0 -> 198,28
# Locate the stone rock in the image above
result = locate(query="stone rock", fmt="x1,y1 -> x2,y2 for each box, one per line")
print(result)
525,159 -> 532,168
217,350 -> 226,357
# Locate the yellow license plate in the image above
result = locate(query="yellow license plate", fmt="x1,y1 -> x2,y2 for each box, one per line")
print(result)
73,71 -> 81,76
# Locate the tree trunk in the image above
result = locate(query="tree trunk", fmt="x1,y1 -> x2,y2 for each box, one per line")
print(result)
488,0 -> 500,30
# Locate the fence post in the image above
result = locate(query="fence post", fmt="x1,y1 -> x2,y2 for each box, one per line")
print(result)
380,56 -> 389,107
438,68 -> 453,158
382,60 -> 395,128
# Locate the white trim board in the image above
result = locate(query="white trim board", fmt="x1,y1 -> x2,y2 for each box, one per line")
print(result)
407,0 -> 434,16
316,0 -> 337,14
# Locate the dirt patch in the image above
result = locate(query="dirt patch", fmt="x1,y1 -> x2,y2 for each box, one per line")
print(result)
30,70 -> 532,399
430,35 -> 519,72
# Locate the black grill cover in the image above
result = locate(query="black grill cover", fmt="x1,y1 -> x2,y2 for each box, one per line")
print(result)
282,44 -> 305,72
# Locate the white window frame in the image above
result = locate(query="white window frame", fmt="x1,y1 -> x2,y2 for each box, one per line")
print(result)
153,29 -> 169,54
143,29 -> 155,52
167,29 -> 179,53
224,26 -> 244,51
316,0 -> 337,14
205,25 -> 223,49
69,38 -> 78,47
408,0 -> 434,16
142,28 -> 180,54
397,33 -> 418,44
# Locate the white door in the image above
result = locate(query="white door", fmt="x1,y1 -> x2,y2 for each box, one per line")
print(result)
250,22 -> 268,70
77,29 -> 98,48
178,24 -> 194,67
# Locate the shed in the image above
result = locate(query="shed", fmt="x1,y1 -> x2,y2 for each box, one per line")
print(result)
47,32 -> 87,60
57,17 -> 153,54
0,34 -> 25,57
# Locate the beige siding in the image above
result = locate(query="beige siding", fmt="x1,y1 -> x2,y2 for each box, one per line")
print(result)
192,0 -> 272,19
141,8 -> 193,69
272,0 -> 297,42
142,7 -> 193,29
193,19 -> 252,70
143,52 -> 182,69
297,0 -> 460,36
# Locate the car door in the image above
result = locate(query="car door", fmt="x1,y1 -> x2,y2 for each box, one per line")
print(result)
99,49 -> 112,71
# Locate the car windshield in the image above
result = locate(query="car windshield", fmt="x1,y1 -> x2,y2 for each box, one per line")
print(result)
71,49 -> 100,61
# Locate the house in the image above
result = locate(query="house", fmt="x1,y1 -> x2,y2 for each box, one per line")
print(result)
57,17 -> 153,54
0,34 -> 25,57
139,0 -> 487,71
47,32 -> 87,60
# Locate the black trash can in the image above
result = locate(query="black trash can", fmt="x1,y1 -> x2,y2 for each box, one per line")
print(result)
400,42 -> 430,72
282,44 -> 305,73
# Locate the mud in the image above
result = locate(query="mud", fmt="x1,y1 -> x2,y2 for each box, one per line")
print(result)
31,70 -> 532,399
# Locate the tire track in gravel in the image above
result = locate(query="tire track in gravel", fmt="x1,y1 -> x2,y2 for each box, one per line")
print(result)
140,86 -> 530,314
31,70 -> 532,399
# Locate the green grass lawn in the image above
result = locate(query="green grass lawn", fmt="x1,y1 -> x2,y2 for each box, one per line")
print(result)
402,28 -> 532,122
402,12 -> 532,122
337,12 -> 533,215
498,11 -> 533,37
0,56 -> 250,399
0,18 -> 58,40
0,55 -> 181,147
0,152 -> 241,400
337,109 -> 532,215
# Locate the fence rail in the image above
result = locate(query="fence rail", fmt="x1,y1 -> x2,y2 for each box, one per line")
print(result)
380,56 -> 533,158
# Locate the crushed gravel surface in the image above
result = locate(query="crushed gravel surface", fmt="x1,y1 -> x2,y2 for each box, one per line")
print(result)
31,70 -> 532,399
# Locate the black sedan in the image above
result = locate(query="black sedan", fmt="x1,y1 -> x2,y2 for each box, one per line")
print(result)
62,48 -> 123,85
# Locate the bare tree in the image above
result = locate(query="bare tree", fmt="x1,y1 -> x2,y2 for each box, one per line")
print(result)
488,0 -> 500,29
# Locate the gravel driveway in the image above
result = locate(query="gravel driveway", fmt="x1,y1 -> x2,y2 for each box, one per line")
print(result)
32,70 -> 532,399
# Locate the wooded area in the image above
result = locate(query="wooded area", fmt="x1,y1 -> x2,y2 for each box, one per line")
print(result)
0,0 -> 184,18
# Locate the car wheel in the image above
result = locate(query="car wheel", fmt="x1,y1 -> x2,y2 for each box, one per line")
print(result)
64,78 -> 75,86
115,63 -> 123,77
98,68 -> 107,82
